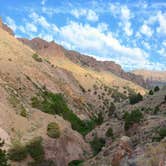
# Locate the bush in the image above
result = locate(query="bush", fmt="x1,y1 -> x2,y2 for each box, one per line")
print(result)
154,86 -> 160,92
26,137 -> 44,162
105,127 -> 114,138
158,127 -> 166,140
47,122 -> 60,138
32,54 -> 42,62
90,136 -> 105,155
20,106 -> 27,117
31,91 -> 95,136
129,93 -> 143,105
68,160 -> 84,166
94,112 -> 103,125
149,90 -> 154,95
108,102 -> 116,117
0,139 -> 9,166
124,109 -> 143,130
8,143 -> 27,161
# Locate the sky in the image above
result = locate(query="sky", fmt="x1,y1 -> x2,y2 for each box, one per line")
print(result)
0,0 -> 166,71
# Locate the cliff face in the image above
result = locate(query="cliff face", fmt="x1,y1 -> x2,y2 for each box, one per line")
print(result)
133,69 -> 166,88
18,38 -> 146,88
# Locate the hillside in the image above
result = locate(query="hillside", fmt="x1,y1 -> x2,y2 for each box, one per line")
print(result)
133,69 -> 166,88
0,19 -> 165,166
18,38 -> 146,88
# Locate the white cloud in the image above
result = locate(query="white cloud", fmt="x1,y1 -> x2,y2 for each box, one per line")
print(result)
97,23 -> 108,32
6,17 -> 17,31
59,21 -> 148,69
30,12 -> 50,29
71,9 -> 98,22
119,6 -> 133,36
71,9 -> 87,18
156,11 -> 166,35
140,24 -> 153,37
158,48 -> 166,57
146,11 -> 166,35
26,23 -> 37,32
121,6 -> 131,20
142,41 -> 151,50
86,9 -> 98,22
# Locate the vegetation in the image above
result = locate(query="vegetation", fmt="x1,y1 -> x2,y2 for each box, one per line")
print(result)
158,127 -> 166,140
124,109 -> 143,130
129,93 -> 143,104
0,139 -> 9,166
68,160 -> 84,166
26,137 -> 44,162
32,54 -> 42,62
90,136 -> 105,155
31,91 -> 95,136
28,159 -> 56,166
94,112 -> 104,125
149,90 -> 154,95
108,102 -> 116,117
20,106 -> 27,117
154,86 -> 160,92
8,141 -> 27,161
47,122 -> 60,138
105,127 -> 114,139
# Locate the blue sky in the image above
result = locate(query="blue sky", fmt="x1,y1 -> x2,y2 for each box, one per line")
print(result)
1,0 -> 166,71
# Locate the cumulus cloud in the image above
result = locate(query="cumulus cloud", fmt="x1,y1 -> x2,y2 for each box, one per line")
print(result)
59,21 -> 148,69
156,11 -> 166,35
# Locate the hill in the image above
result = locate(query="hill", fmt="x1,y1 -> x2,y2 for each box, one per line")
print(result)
133,69 -> 166,88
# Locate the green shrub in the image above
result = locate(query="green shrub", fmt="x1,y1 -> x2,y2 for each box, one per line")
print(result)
20,106 -> 27,117
0,139 -> 9,166
105,127 -> 114,138
90,136 -> 105,155
8,143 -> 27,161
26,137 -> 44,162
31,91 -> 95,136
68,160 -> 84,166
149,90 -> 154,95
47,122 -> 60,138
124,109 -> 143,130
129,93 -> 143,104
94,112 -> 103,125
154,86 -> 160,92
158,127 -> 166,140
32,54 -> 42,62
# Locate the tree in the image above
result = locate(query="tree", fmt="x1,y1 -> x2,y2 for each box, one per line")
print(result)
129,93 -> 143,105
154,86 -> 160,92
149,90 -> 154,95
